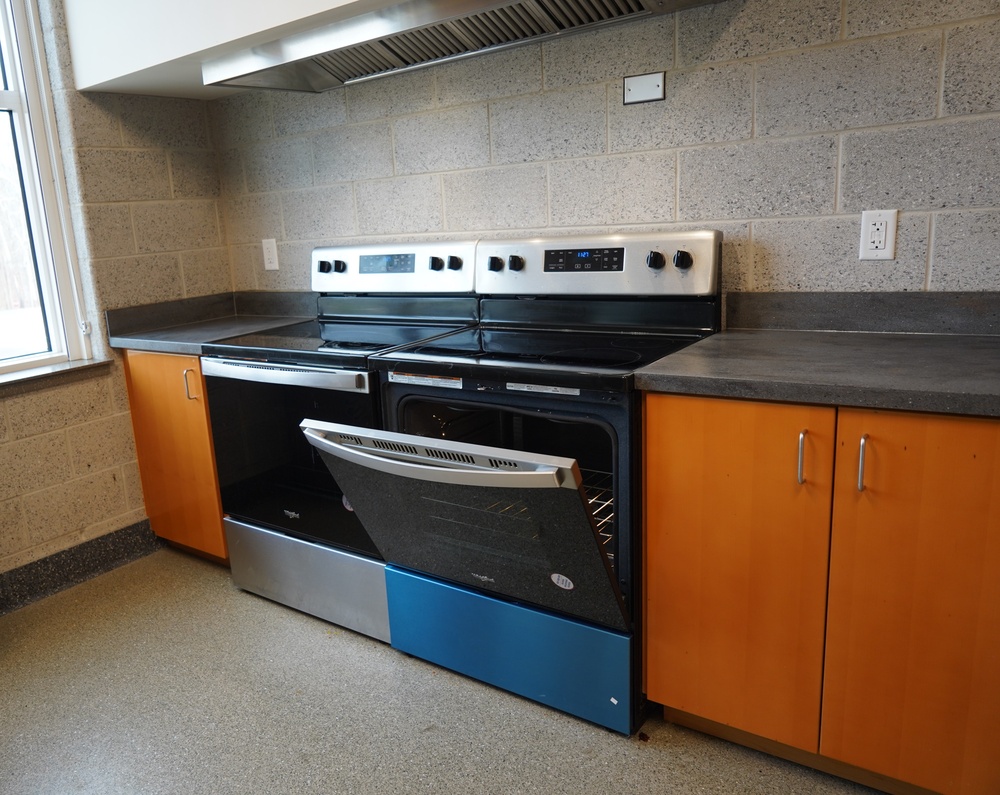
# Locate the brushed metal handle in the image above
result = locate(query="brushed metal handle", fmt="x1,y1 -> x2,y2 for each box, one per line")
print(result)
182,368 -> 197,400
857,434 -> 869,492
200,357 -> 369,393
797,430 -> 807,485
302,427 -> 569,489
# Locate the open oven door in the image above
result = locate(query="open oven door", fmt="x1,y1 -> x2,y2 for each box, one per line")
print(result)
300,419 -> 629,631
301,418 -> 634,733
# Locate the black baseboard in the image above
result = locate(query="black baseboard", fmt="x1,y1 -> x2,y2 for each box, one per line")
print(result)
0,521 -> 163,616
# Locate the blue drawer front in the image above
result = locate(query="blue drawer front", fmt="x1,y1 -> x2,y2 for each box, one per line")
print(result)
385,566 -> 632,734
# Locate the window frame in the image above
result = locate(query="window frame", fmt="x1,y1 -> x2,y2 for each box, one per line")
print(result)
1,0 -> 90,378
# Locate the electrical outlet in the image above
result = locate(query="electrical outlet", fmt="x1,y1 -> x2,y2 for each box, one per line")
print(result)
859,210 -> 898,260
262,238 -> 279,271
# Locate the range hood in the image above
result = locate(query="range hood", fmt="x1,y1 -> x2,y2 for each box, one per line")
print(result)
202,0 -> 710,93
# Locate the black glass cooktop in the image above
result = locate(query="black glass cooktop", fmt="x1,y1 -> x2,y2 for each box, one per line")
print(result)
376,325 -> 703,378
202,320 -> 472,368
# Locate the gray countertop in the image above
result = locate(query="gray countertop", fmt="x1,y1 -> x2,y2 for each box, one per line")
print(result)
635,329 -> 1000,418
108,315 -> 308,355
108,291 -> 1000,418
106,292 -> 316,355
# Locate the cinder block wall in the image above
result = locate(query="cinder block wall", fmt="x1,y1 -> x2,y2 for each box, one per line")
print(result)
0,0 -> 224,575
210,0 -> 1000,294
5,0 -> 998,576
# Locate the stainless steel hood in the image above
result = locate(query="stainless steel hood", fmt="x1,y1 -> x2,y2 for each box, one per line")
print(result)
202,0 -> 710,92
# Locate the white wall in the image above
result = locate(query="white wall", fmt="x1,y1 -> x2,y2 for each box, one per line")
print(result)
63,0 -> 375,94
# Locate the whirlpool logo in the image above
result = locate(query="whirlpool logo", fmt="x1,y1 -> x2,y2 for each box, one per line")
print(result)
470,572 -> 495,584
283,509 -> 301,519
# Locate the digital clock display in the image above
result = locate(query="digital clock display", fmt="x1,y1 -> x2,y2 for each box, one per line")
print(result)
543,247 -> 624,273
359,253 -> 416,274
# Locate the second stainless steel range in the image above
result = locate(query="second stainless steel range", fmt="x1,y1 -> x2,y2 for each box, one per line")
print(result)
302,232 -> 721,734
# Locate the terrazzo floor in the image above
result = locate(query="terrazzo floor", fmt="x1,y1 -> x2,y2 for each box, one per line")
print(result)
0,548 -> 881,795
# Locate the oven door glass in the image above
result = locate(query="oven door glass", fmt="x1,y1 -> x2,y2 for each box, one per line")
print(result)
300,419 -> 629,632
204,363 -> 380,557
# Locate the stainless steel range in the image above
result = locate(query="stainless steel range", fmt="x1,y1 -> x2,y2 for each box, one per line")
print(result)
300,231 -> 722,734
200,241 -> 478,642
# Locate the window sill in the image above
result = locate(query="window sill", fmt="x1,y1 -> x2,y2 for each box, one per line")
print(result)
0,357 -> 114,397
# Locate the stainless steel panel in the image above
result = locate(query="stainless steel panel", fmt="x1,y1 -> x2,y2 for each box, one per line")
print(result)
311,241 -> 477,295
225,518 -> 390,643
201,357 -> 370,392
474,230 -> 722,296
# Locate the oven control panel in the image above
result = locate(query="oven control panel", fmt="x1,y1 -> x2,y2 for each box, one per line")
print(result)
543,248 -> 624,273
313,241 -> 477,294
475,231 -> 720,296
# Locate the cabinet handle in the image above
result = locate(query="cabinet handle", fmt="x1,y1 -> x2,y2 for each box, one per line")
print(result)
857,434 -> 869,492
797,430 -> 807,485
182,368 -> 198,400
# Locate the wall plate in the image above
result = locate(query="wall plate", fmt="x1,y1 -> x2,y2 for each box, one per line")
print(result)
859,210 -> 898,260
623,72 -> 665,105
262,238 -> 279,270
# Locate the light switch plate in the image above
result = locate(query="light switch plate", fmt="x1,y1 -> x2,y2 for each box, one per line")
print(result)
262,238 -> 279,270
623,72 -> 665,105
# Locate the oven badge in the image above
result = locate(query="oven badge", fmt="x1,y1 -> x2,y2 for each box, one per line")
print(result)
550,573 -> 575,591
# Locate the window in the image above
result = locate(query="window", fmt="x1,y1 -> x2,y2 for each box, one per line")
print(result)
1,0 -> 89,377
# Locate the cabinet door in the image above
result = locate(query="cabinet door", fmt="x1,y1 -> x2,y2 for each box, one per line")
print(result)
124,351 -> 226,559
822,409 -> 1000,795
644,394 -> 835,751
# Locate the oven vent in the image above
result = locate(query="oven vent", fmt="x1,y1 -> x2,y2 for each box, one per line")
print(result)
488,458 -> 520,470
203,0 -> 681,93
304,0 -> 651,86
425,448 -> 477,465
372,439 -> 421,456
336,433 -> 366,447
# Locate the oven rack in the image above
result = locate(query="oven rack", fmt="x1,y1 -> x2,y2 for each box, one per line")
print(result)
581,468 -> 615,561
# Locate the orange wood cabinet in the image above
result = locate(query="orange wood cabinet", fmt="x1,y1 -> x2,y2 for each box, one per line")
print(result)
124,350 -> 227,560
643,393 -> 836,751
644,396 -> 1000,794
821,408 -> 1000,795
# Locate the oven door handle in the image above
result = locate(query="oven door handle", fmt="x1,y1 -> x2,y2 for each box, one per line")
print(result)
201,357 -> 369,392
302,427 -> 577,490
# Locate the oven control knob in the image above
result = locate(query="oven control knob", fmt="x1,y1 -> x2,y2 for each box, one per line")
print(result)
333,260 -> 347,273
318,260 -> 333,273
488,256 -> 504,272
508,255 -> 525,272
646,250 -> 666,270
447,255 -> 463,270
673,250 -> 694,269
429,256 -> 445,271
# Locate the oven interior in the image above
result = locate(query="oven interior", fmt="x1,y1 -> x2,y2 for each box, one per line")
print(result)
397,396 -> 620,573
206,375 -> 380,557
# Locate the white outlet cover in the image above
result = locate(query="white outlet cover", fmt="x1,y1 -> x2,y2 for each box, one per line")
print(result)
859,210 -> 898,260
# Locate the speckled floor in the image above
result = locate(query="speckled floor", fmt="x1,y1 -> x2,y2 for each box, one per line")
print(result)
0,548 -> 880,795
